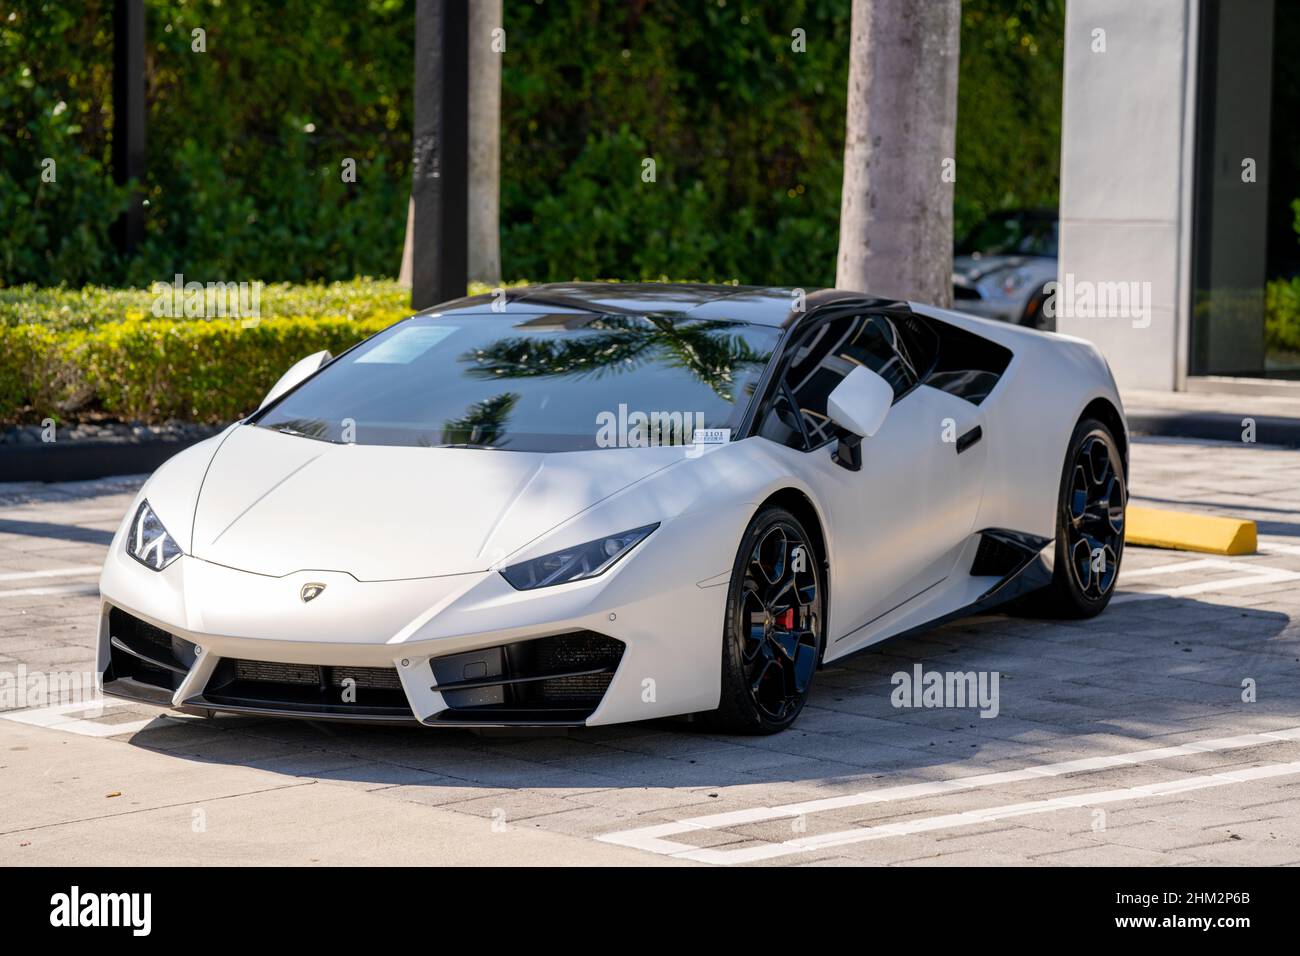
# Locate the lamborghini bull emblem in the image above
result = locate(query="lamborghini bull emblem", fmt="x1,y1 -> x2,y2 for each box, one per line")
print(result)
300,583 -> 327,603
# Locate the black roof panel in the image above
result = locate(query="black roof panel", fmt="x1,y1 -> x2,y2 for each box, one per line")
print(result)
417,281 -> 823,327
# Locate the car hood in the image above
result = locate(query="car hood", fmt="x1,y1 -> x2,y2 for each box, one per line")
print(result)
953,253 -> 1052,283
188,425 -> 682,580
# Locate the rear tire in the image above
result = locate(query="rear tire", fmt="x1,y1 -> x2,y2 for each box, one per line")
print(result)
1025,417 -> 1126,618
703,507 -> 824,734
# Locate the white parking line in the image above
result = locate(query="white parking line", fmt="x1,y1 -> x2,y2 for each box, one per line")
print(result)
0,583 -> 100,598
1119,558 -> 1234,579
1115,554 -> 1300,603
1257,537 -> 1300,558
0,698 -> 170,737
637,760 -> 1300,865
597,725 -> 1300,863
0,565 -> 101,583
1114,568 -> 1300,603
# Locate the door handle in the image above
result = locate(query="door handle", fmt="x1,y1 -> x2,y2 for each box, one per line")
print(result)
956,425 -> 983,454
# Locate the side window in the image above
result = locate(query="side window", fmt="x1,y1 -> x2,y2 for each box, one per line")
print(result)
757,386 -> 807,450
782,313 -> 918,448
844,316 -> 917,395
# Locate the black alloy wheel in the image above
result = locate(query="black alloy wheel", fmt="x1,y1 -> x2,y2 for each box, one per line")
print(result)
1064,432 -> 1126,600
1020,417 -> 1127,619
708,507 -> 823,733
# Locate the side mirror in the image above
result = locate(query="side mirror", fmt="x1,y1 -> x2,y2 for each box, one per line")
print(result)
259,350 -> 332,410
826,366 -> 893,471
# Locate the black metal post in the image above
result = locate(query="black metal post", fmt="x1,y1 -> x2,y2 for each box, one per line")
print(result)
112,0 -> 146,254
411,0 -> 469,310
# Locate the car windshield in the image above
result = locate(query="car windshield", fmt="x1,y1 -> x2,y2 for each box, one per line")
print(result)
957,213 -> 1058,258
255,312 -> 781,452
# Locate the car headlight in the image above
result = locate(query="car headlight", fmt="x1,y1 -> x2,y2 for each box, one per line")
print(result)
997,269 -> 1033,296
500,524 -> 659,590
126,500 -> 184,571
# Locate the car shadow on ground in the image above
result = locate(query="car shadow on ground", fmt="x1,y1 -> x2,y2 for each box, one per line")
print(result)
119,593 -> 1299,798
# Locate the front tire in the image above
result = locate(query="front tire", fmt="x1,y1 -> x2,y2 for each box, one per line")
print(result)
1031,417 -> 1127,618
705,507 -> 824,734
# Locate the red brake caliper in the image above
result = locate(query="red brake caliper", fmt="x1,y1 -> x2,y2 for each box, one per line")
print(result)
775,608 -> 795,630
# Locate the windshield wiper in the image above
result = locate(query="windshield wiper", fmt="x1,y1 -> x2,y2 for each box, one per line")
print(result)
266,424 -> 336,443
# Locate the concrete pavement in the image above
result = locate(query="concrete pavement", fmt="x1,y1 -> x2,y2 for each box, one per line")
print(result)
1124,387 -> 1300,447
3,437 -> 1300,866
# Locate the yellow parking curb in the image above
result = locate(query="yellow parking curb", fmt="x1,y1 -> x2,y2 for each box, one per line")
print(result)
1125,506 -> 1257,555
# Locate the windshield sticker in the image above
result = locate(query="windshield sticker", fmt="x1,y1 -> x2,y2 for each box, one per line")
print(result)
692,428 -> 731,445
356,325 -> 458,364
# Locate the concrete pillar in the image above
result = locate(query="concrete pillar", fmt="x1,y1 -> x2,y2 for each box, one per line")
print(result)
1057,0 -> 1199,391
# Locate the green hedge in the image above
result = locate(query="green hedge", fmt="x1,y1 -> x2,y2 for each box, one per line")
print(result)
3,0 -> 1065,288
0,313 -> 400,425
1266,276 -> 1300,355
0,278 -> 412,331
0,278 -> 535,425
0,278 -> 427,424
0,324 -> 65,423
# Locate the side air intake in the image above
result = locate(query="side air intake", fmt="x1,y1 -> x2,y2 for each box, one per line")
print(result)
970,529 -> 1051,579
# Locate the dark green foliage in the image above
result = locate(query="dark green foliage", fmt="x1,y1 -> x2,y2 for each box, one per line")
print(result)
0,2 -> 127,285
955,0 -> 1065,242
499,1 -> 853,285
1,0 -> 413,286
2,0 -> 1064,288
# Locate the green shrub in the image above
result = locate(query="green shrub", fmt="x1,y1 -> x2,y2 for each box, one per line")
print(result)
1,0 -> 413,286
78,313 -> 404,421
0,278 -> 413,331
0,312 -> 401,425
3,0 -> 1065,288
955,1 -> 1065,238
0,278 -> 421,423
1266,276 -> 1300,354
0,324 -> 67,420
0,3 -> 130,286
0,278 -> 535,424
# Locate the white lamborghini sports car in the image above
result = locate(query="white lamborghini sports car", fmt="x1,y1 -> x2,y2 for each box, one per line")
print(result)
98,283 -> 1128,734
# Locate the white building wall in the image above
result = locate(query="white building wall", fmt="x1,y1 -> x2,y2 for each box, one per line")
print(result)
1057,0 -> 1198,391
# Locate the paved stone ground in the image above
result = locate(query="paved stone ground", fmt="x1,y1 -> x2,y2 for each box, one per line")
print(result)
2,437 -> 1300,865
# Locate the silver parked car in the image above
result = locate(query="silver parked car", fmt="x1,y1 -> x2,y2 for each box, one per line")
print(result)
952,209 -> 1058,331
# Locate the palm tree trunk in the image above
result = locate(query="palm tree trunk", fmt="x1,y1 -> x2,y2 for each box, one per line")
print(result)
467,0 -> 502,285
836,0 -> 960,306
401,0 -> 495,289
399,196 -> 414,287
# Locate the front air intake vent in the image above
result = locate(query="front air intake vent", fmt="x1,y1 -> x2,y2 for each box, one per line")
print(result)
203,658 -> 413,719
105,607 -> 195,692
426,631 -> 625,725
